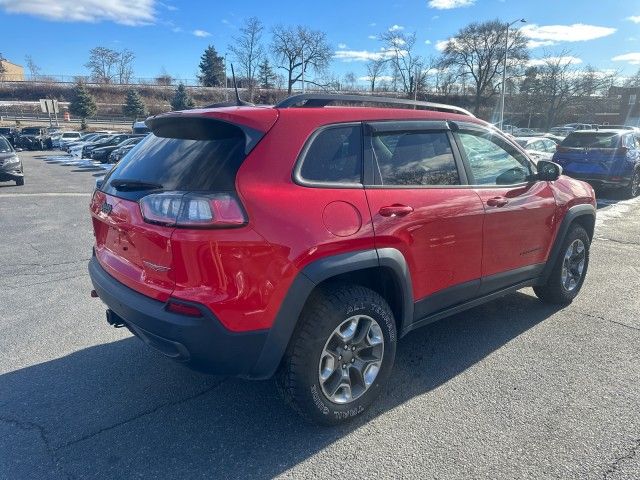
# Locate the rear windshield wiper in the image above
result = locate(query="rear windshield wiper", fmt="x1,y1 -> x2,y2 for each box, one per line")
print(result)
110,179 -> 163,191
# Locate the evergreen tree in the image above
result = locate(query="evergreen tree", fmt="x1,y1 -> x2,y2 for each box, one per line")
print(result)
69,81 -> 97,129
198,45 -> 225,87
257,58 -> 277,89
170,83 -> 195,110
122,89 -> 147,119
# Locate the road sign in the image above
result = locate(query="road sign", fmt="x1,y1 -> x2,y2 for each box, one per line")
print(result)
39,99 -> 59,114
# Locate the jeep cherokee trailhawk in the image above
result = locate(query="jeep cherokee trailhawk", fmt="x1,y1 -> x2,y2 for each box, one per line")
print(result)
89,94 -> 596,425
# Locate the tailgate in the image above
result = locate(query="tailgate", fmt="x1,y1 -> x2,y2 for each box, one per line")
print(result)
90,190 -> 175,301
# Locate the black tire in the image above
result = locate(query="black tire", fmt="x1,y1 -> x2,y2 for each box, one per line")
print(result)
276,284 -> 397,426
15,177 -> 24,186
534,225 -> 590,305
622,168 -> 640,199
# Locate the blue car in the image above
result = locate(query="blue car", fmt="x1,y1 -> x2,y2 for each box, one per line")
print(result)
552,129 -> 640,198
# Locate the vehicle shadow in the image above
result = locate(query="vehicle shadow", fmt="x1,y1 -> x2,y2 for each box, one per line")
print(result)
0,291 -> 560,479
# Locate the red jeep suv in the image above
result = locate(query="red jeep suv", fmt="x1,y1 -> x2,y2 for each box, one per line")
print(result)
89,94 -> 596,425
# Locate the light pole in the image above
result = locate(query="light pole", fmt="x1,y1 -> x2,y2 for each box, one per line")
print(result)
224,53 -> 228,101
499,18 -> 526,131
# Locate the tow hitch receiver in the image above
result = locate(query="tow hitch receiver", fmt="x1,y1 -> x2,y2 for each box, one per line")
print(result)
106,309 -> 126,328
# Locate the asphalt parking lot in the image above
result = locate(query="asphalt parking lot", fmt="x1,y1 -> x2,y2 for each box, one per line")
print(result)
1,151 -> 639,479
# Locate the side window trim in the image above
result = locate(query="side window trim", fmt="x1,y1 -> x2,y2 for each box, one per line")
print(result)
362,121 -> 469,188
451,124 -> 537,187
292,122 -> 364,189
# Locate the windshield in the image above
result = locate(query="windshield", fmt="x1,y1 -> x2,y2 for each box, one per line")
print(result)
22,128 -> 41,135
515,139 -> 529,147
561,132 -> 621,149
0,137 -> 12,152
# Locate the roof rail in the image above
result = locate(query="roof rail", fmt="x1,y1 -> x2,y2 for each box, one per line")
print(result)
275,94 -> 474,117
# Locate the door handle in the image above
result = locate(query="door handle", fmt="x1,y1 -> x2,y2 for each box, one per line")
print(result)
486,197 -> 509,207
379,204 -> 414,217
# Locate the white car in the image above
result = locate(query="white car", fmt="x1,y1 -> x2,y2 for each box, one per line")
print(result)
515,136 -> 558,163
52,131 -> 82,149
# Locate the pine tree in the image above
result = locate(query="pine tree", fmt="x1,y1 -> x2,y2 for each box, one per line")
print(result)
198,45 -> 225,87
122,89 -> 147,119
69,81 -> 97,129
257,58 -> 277,89
170,83 -> 195,111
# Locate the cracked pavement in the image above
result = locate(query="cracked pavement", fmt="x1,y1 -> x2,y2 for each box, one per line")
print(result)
0,151 -> 639,479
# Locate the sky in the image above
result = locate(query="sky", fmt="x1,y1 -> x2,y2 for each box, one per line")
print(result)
0,0 -> 639,85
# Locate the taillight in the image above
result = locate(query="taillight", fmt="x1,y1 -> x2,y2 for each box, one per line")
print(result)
139,192 -> 247,228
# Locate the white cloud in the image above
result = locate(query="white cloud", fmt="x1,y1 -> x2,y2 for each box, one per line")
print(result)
612,52 -> 640,65
528,56 -> 583,67
424,39 -> 432,45
192,29 -> 211,37
368,35 -> 377,40
527,40 -> 556,48
521,23 -> 616,45
428,0 -> 475,9
338,43 -> 348,49
335,49 -> 397,62
435,39 -> 450,51
388,24 -> 404,31
0,0 -> 155,25
369,22 -> 377,27
627,16 -> 640,24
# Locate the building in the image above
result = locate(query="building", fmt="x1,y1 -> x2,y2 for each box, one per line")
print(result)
610,86 -> 640,127
0,59 -> 24,81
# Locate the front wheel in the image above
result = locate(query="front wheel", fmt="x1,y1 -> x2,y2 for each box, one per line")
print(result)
534,225 -> 590,305
276,284 -> 397,426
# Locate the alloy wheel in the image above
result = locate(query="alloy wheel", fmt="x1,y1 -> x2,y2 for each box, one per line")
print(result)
318,315 -> 385,404
561,239 -> 586,292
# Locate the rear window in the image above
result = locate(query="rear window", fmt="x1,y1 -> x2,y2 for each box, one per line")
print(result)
561,132 -> 621,149
101,118 -> 246,200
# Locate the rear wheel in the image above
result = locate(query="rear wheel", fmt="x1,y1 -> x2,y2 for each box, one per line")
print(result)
534,225 -> 590,305
623,168 -> 640,199
276,284 -> 397,426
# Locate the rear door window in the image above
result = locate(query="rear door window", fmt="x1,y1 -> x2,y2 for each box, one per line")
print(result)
297,125 -> 362,185
370,130 -> 460,186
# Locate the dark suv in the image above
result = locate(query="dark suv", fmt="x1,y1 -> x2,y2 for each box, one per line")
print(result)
89,94 -> 596,425
552,129 -> 640,197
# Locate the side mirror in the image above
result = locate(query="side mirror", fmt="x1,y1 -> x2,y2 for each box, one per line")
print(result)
95,178 -> 103,189
537,160 -> 562,181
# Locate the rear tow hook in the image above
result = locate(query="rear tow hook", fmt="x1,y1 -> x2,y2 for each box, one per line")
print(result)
106,309 -> 126,328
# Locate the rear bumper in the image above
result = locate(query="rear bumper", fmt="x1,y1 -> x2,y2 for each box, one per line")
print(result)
563,172 -> 631,188
88,256 -> 270,377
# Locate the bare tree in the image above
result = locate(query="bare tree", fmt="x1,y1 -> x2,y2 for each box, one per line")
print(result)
625,69 -> 640,88
520,51 -> 615,129
379,31 -> 423,97
155,67 -> 173,86
271,25 -> 332,94
85,47 -> 120,83
230,17 -> 265,100
117,49 -> 135,84
366,58 -> 387,92
439,19 -> 528,114
25,55 -> 41,80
